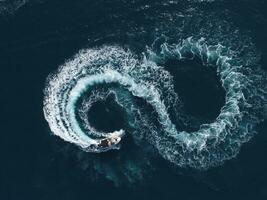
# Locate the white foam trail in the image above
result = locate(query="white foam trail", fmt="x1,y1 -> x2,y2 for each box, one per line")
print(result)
43,39 -> 267,169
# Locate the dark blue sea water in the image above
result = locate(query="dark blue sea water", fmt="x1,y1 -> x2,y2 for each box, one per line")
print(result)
1,0 -> 267,199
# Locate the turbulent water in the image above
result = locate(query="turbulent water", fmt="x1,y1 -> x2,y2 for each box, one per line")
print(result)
38,0 -> 267,186
2,0 -> 267,198
44,35 -> 267,170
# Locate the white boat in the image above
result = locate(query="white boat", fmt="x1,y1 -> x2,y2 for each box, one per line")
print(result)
85,130 -> 125,152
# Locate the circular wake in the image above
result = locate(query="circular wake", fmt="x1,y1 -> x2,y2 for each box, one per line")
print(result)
44,37 -> 267,169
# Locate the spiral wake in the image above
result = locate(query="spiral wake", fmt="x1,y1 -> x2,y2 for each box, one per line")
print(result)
44,37 -> 267,169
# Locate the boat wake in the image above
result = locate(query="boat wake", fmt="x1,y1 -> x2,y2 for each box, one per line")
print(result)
44,37 -> 267,169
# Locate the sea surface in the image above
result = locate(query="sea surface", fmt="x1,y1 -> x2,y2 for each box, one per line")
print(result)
1,0 -> 267,199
